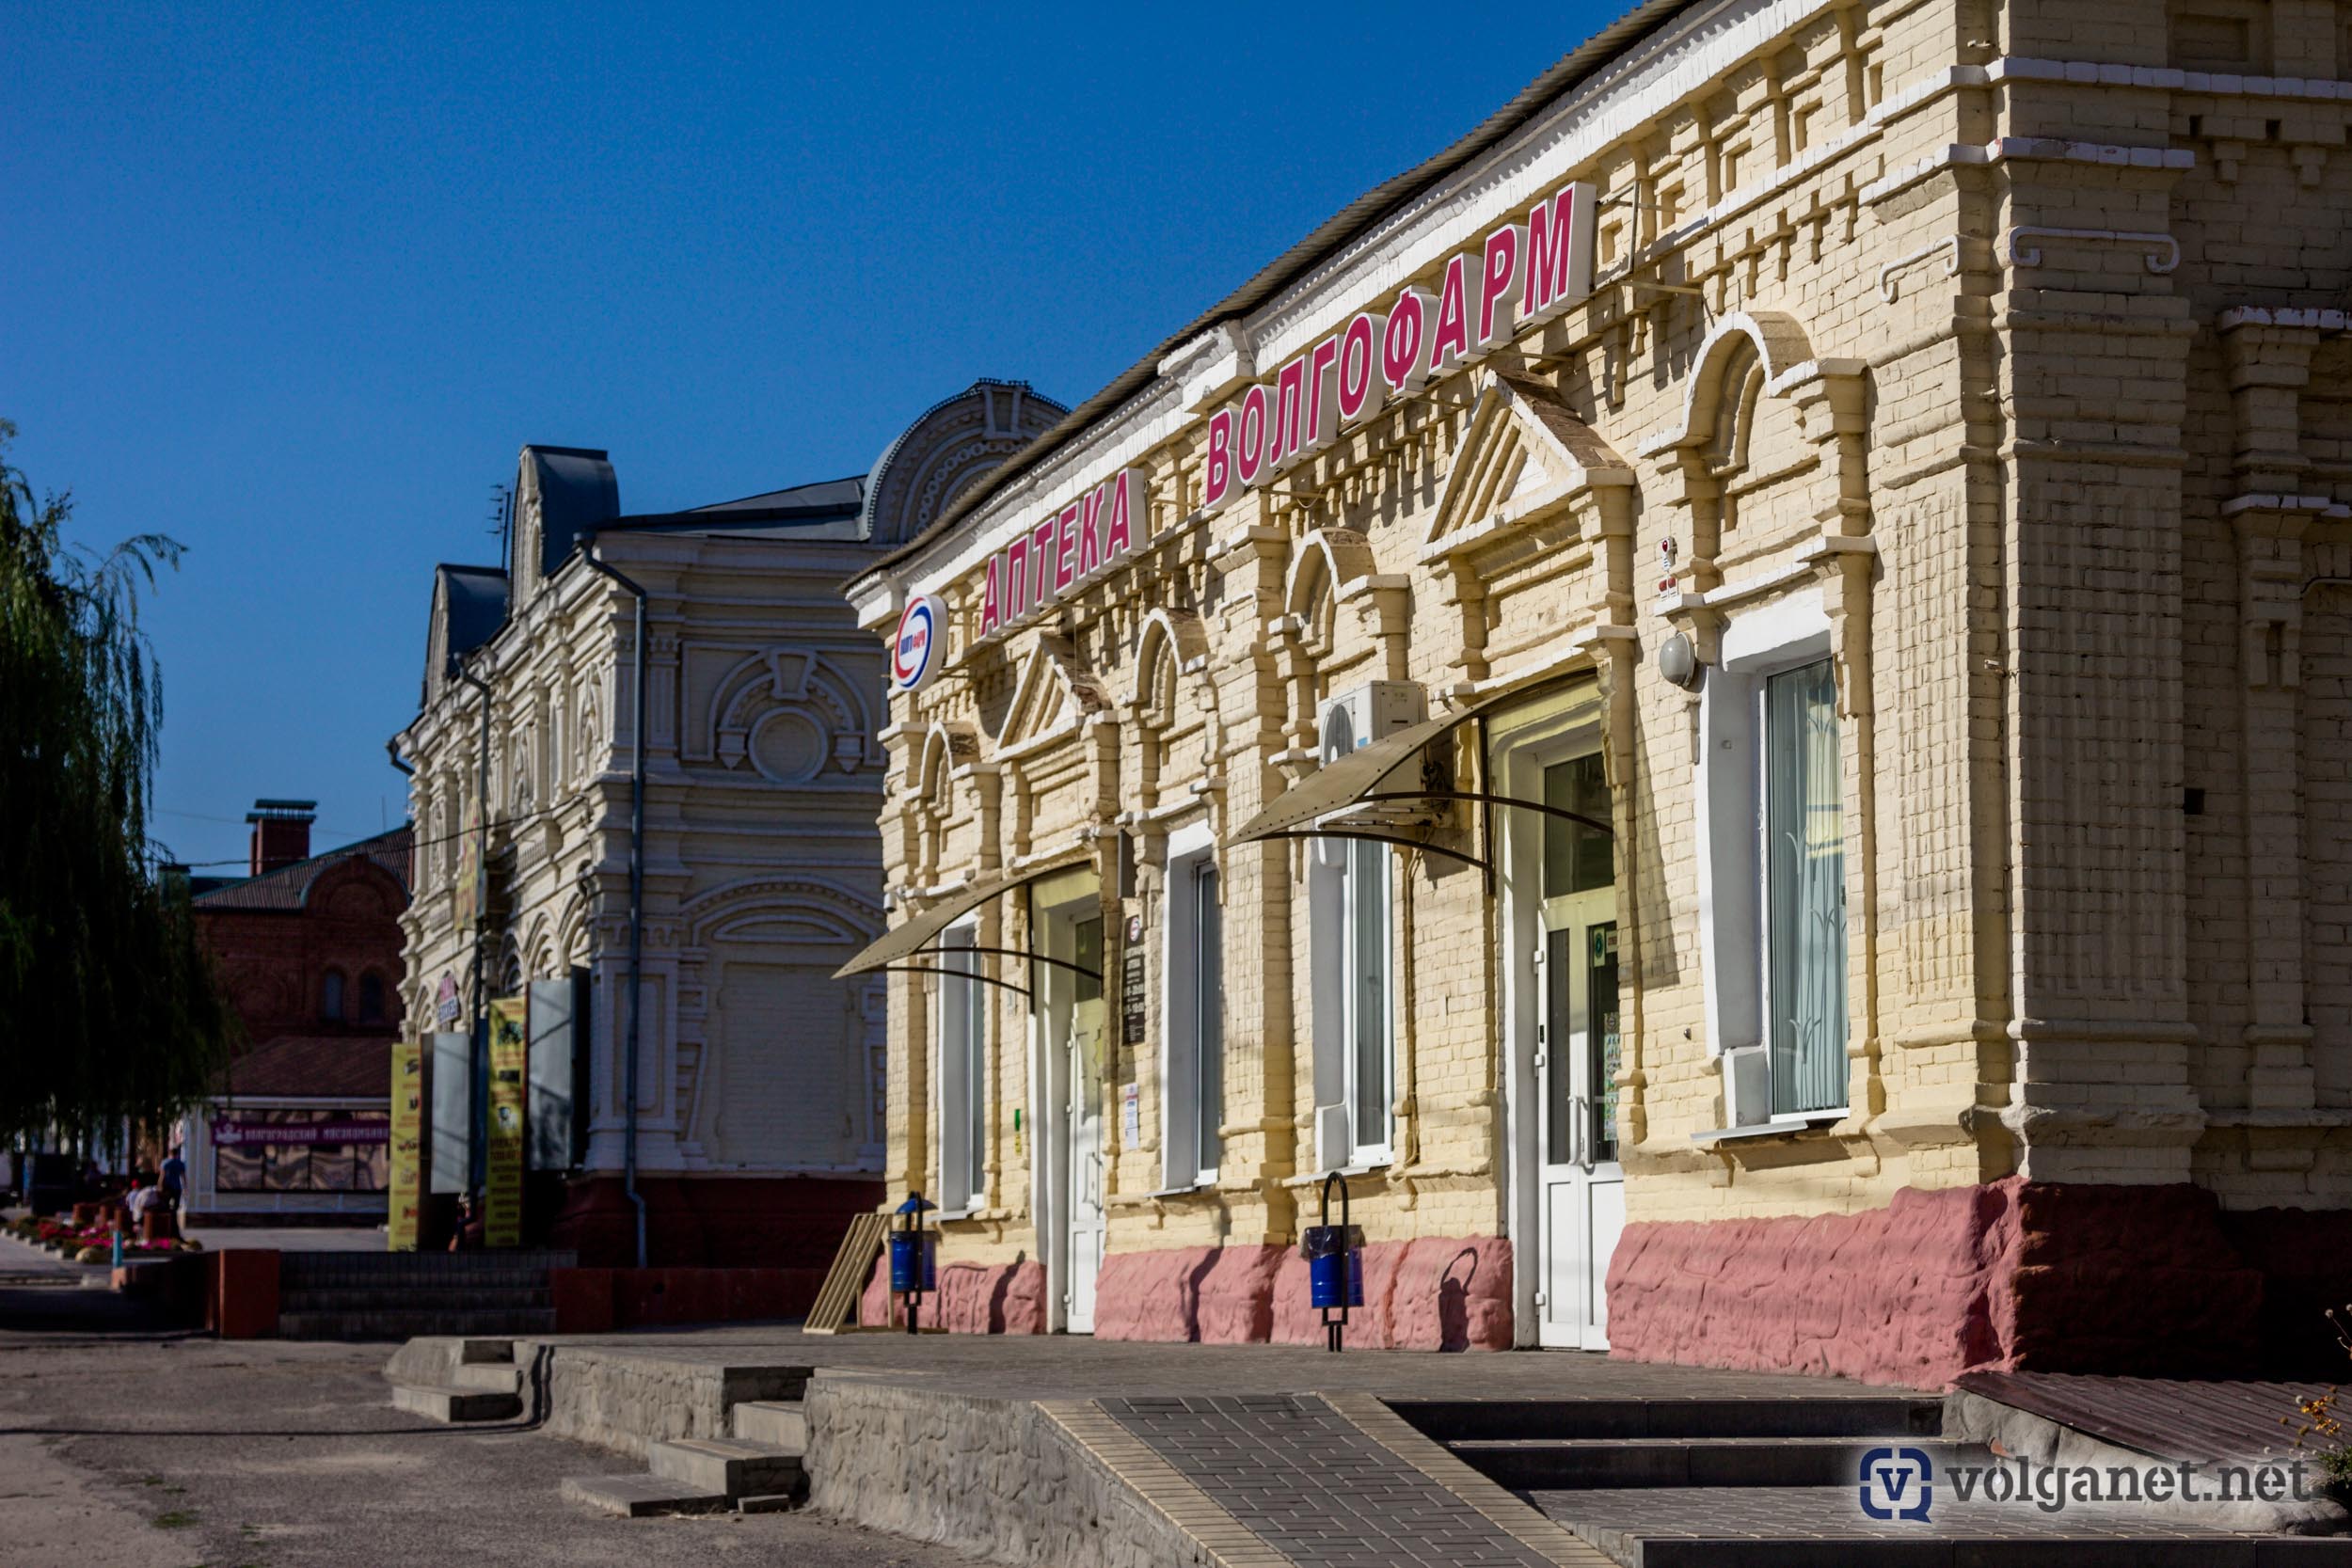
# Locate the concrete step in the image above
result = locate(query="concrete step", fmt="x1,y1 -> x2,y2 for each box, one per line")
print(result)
559,1474 -> 729,1518
728,1400 -> 807,1451
646,1436 -> 803,1498
736,1492 -> 803,1515
451,1362 -> 523,1394
1394,1397 -> 1946,1444
280,1307 -> 556,1340
1453,1436 -> 1984,1490
280,1287 -> 551,1312
390,1382 -> 522,1423
279,1249 -> 573,1285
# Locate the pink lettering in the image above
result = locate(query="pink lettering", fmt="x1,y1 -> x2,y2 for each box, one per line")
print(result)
1305,334 -> 1342,451
1340,311 -> 1387,423
1477,223 -> 1524,349
1235,383 -> 1269,487
1030,518 -> 1057,609
1104,468 -> 1136,556
1203,408 -> 1234,508
1077,484 -> 1104,578
980,554 -> 1001,639
1383,288 -> 1432,395
1428,253 -> 1470,373
1055,503 -> 1079,593
1268,355 -> 1307,469
1006,538 -> 1028,618
1524,182 -> 1596,324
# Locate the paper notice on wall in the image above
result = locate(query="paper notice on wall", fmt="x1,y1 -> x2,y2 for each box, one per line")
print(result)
388,1038 -> 425,1253
1121,1081 -> 1139,1146
485,998 -> 528,1248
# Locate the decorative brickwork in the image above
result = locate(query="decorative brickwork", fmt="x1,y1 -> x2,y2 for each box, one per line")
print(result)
839,0 -> 2352,1371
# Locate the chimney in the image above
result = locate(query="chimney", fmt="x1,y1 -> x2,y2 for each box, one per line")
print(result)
246,799 -> 317,875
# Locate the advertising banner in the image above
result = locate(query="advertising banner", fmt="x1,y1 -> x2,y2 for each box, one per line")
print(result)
485,997 -> 527,1247
211,1118 -> 391,1146
388,1038 -> 425,1252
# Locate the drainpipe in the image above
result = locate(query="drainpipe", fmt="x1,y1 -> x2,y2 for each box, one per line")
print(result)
452,656 -> 494,1194
578,545 -> 649,1271
386,737 -> 415,777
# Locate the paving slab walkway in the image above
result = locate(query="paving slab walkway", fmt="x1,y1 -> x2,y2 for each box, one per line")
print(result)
529,1323 -> 1883,1402
509,1326 -> 2351,1565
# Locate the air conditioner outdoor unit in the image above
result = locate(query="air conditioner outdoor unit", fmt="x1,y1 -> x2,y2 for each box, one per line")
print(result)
1316,681 -> 1424,761
1312,682 -> 1431,856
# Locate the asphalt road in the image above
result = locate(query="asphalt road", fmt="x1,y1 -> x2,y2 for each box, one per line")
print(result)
0,1272 -> 987,1568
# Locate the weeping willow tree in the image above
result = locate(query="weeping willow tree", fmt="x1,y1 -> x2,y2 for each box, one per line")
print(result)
0,420 -> 236,1146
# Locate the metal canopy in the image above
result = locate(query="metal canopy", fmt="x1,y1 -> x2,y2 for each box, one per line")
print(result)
833,847 -> 1095,979
1228,691 -> 1519,846
1226,684 -> 1616,887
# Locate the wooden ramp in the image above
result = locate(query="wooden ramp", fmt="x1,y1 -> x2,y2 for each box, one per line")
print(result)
801,1212 -> 887,1335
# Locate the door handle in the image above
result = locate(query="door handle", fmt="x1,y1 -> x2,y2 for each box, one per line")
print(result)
1571,1094 -> 1595,1173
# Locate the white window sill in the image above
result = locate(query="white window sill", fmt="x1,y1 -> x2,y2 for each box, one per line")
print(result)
1279,1161 -> 1391,1187
1690,1113 -> 1845,1147
1147,1178 -> 1218,1198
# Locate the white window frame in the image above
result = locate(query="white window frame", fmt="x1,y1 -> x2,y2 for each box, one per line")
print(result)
1161,822 -> 1225,1191
1309,706 -> 1396,1171
933,919 -> 987,1215
1695,589 -> 1849,1128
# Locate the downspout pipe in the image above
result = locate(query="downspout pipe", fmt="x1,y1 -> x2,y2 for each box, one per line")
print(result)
578,545 -> 649,1271
451,656 -> 495,1196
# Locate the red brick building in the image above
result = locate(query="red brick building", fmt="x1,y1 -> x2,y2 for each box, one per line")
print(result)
176,801 -> 414,1222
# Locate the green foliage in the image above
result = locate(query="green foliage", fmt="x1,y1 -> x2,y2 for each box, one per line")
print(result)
0,420 -> 236,1141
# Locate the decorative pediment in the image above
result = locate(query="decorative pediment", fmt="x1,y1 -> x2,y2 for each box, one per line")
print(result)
704,646 -> 869,783
1421,371 -> 1633,563
999,633 -> 1111,751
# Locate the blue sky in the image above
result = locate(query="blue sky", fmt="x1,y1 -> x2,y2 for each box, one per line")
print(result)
5,2 -> 1618,871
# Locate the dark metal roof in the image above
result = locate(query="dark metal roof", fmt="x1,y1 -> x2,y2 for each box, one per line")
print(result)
864,0 -> 1689,580
686,475 -> 866,515
522,445 -> 620,577
598,475 -> 869,545
193,825 -> 413,913
219,1034 -> 393,1101
436,564 -> 509,665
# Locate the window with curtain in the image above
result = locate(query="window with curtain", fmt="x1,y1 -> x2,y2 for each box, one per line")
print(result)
1764,658 -> 1846,1115
1195,861 -> 1224,1175
1165,846 -> 1226,1186
1310,702 -> 1393,1165
358,973 -> 387,1025
935,927 -> 987,1212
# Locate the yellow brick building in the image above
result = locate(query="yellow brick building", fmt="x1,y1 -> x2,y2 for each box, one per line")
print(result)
842,0 -> 2352,1383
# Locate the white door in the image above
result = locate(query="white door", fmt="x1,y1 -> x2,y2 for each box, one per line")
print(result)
1533,746 -> 1624,1351
1064,914 -> 1107,1333
1539,902 -> 1625,1348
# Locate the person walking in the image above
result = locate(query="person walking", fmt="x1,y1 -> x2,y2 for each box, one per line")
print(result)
158,1149 -> 185,1212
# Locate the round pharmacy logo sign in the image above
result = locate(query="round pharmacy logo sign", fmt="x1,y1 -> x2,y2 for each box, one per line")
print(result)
891,594 -> 946,693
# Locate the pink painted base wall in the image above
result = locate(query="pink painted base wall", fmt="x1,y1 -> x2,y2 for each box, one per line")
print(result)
857,1254 -> 1047,1334
854,1235 -> 1512,1350
1605,1178 -> 2269,1388
1095,1236 -> 1512,1351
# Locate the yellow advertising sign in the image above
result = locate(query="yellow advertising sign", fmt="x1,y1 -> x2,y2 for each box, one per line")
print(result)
485,997 -> 527,1248
388,1038 -> 425,1252
453,798 -> 482,933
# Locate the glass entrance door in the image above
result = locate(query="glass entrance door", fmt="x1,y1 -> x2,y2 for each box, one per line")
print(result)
1062,915 -> 1105,1333
1535,750 -> 1624,1350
